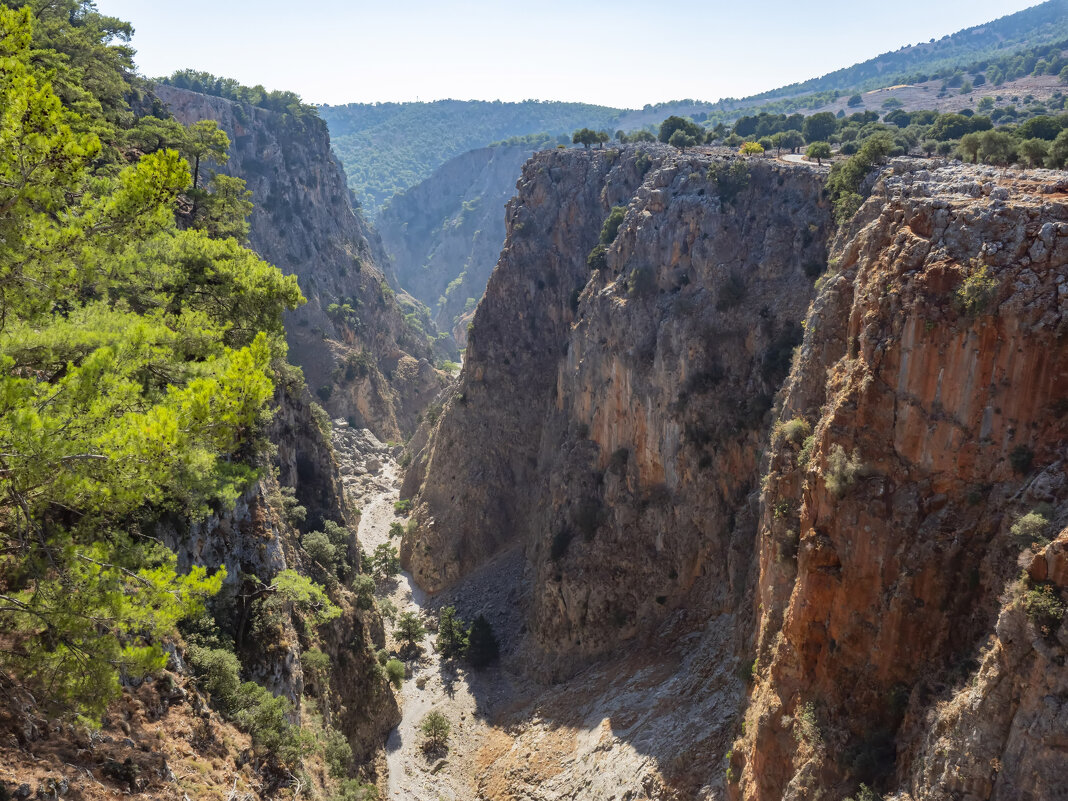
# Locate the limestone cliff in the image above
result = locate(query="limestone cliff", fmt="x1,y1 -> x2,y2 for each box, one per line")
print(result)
404,148 -> 831,668
376,144 -> 535,343
736,162 -> 1068,800
156,86 -> 444,440
404,149 -> 1068,798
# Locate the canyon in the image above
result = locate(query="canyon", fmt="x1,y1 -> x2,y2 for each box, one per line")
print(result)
398,146 -> 1068,799
4,48 -> 1068,801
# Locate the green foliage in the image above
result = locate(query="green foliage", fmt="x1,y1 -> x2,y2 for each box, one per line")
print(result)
1024,582 -> 1065,634
466,614 -> 500,668
395,611 -> 426,647
231,681 -> 314,767
262,569 -> 341,625
304,530 -> 339,572
658,115 -> 704,144
329,779 -> 380,801
1011,511 -> 1050,548
669,129 -> 698,151
792,701 -> 822,745
436,606 -> 469,659
600,206 -> 627,245
420,710 -> 450,749
372,543 -> 401,578
384,658 -> 405,688
393,498 -> 413,515
160,69 -> 318,120
301,647 -> 331,686
825,134 -> 893,223
572,127 -> 600,149
776,418 -> 813,447
350,575 -> 375,611
825,444 -> 865,497
707,160 -> 750,207
321,99 -> 622,215
805,142 -> 832,164
954,264 -> 998,317
845,785 -> 883,801
739,140 -> 764,155
186,645 -> 242,710
0,10 -> 304,719
323,727 -> 353,779
587,244 -> 609,271
803,112 -> 837,143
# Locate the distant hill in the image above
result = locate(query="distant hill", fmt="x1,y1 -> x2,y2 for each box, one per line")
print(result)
319,100 -> 623,215
700,0 -> 1068,123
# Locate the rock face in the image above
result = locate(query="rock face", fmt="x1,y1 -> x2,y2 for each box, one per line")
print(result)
404,150 -> 1068,799
376,144 -> 536,343
737,162 -> 1068,800
156,86 -> 444,440
162,385 -> 399,762
402,145 -> 833,670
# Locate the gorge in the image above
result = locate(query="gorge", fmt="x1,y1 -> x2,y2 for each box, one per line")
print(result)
2,2 -> 1068,800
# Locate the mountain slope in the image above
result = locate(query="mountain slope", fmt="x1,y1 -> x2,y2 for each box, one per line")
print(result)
375,143 -> 535,339
319,99 -> 622,214
157,85 -> 445,439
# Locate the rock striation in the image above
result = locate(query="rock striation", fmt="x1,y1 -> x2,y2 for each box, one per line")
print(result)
737,161 -> 1068,800
156,86 -> 444,440
403,149 -> 1068,798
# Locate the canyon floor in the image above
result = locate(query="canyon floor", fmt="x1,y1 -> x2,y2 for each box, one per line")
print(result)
335,419 -> 744,801
339,422 -> 527,799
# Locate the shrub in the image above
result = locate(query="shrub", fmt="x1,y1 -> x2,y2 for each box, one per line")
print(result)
954,264 -> 998,317
798,435 -> 815,468
329,779 -> 379,801
825,444 -> 865,497
232,682 -> 311,767
776,418 -> 812,447
436,606 -> 469,659
707,160 -> 750,206
372,543 -> 400,578
1011,511 -> 1050,548
1024,583 -> 1066,634
393,499 -> 412,515
792,701 -> 821,745
384,658 -> 405,689
420,710 -> 451,749
303,530 -> 338,571
739,141 -> 764,155
186,645 -> 241,711
323,727 -> 353,779
600,206 -> 627,245
352,574 -> 375,610
395,611 -> 425,648
587,243 -> 608,271
388,522 -> 404,539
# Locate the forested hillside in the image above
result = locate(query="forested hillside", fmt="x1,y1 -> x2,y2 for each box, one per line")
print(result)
319,99 -> 622,215
0,3 -> 393,797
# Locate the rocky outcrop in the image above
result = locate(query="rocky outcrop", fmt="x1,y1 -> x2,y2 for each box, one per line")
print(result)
405,150 -> 1068,799
736,162 -> 1068,800
156,86 -> 444,440
376,144 -> 535,342
402,146 -> 833,673
162,384 -> 399,763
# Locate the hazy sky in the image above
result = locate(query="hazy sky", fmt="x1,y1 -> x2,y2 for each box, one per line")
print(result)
97,1 -> 1043,108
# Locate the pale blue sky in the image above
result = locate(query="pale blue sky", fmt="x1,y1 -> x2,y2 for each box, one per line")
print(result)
98,1 -> 1043,108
